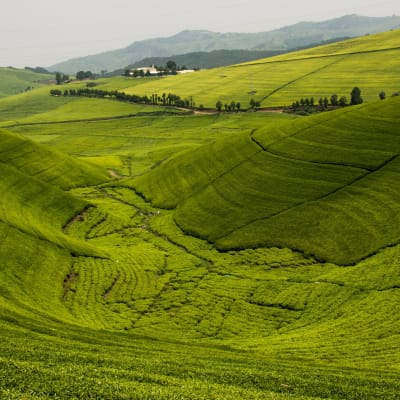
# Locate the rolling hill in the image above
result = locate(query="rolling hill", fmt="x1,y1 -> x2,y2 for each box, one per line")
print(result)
133,97 -> 400,265
0,67 -> 52,98
112,28 -> 400,108
49,14 -> 400,73
0,25 -> 400,399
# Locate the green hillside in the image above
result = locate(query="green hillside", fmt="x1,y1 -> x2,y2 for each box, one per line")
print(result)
134,97 -> 400,265
0,67 -> 52,98
106,29 -> 400,108
0,30 -> 400,400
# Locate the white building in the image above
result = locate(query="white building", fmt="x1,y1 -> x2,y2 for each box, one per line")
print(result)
176,69 -> 196,75
129,65 -> 159,76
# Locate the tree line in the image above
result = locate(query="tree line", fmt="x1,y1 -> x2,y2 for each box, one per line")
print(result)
49,87 -> 194,108
291,87 -> 365,113
215,100 -> 241,112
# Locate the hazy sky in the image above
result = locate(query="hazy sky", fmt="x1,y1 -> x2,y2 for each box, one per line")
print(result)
1,0 -> 399,68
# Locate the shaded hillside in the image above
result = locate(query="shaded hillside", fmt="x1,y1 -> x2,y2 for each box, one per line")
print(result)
0,128 -> 109,258
49,14 -> 400,73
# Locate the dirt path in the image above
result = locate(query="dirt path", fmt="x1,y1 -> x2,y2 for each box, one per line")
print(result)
63,206 -> 92,232
108,169 -> 122,179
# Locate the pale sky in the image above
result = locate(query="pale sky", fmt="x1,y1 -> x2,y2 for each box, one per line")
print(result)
1,0 -> 399,68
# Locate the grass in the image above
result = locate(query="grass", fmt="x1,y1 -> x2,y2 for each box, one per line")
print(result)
1,181 -> 399,399
0,67 -> 51,98
0,31 -> 400,399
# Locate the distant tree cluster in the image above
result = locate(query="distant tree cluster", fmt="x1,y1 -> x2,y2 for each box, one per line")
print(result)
290,87 -> 366,114
292,94 -> 348,111
55,72 -> 69,85
215,100 -> 241,112
76,70 -> 94,80
50,88 -> 194,108
249,98 -> 260,110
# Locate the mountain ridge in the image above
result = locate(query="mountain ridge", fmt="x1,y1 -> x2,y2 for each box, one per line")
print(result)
49,14 -> 400,73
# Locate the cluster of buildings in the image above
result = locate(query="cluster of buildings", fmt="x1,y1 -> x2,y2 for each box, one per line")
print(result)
127,65 -> 196,77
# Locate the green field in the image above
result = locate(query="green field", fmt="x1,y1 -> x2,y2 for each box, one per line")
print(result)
0,67 -> 52,98
0,30 -> 399,399
83,29 -> 400,108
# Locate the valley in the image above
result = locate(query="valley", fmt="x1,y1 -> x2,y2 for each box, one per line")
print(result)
0,28 -> 399,399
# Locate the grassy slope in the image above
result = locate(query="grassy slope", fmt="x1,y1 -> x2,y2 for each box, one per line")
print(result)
1,183 -> 399,399
0,85 -> 177,127
134,97 -> 400,265
0,128 -> 109,258
100,29 -> 400,108
0,36 -> 400,398
0,67 -> 51,98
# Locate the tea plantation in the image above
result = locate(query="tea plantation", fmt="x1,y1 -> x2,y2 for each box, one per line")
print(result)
0,31 -> 399,399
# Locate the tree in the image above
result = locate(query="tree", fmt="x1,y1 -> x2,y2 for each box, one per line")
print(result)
236,102 -> 241,112
55,72 -> 63,85
330,94 -> 338,106
166,60 -> 177,72
323,97 -> 329,108
250,98 -> 259,109
339,96 -> 347,107
76,70 -> 94,80
379,91 -> 386,100
50,89 -> 62,96
350,87 -> 363,105
216,101 -> 222,112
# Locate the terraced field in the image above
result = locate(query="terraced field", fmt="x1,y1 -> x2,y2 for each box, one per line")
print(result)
0,30 -> 400,399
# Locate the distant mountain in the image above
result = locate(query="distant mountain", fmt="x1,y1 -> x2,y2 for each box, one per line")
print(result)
49,14 -> 400,74
108,37 -> 350,76
111,50 -> 285,75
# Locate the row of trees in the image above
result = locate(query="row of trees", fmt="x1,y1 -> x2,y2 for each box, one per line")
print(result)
215,100 -> 241,112
291,87 -> 364,111
215,98 -> 265,112
49,88 -> 193,108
